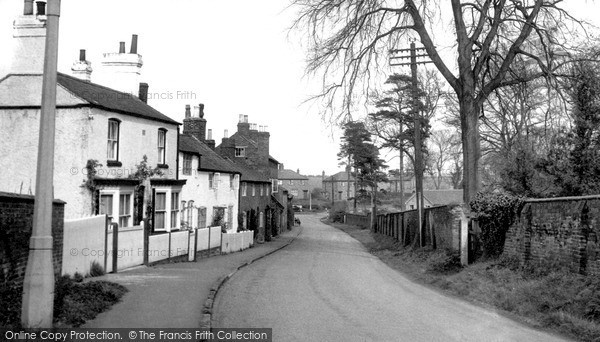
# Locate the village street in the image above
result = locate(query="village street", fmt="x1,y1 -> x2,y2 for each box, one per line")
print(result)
212,214 -> 569,342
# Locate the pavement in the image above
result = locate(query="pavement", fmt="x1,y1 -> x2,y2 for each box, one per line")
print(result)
82,225 -> 302,328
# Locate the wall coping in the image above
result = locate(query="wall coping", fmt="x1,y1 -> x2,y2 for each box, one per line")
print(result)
525,195 -> 600,203
0,191 -> 66,204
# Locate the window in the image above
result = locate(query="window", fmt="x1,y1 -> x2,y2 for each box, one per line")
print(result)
100,194 -> 114,222
341,182 -> 345,188
119,193 -> 131,227
291,189 -> 298,197
288,180 -> 293,185
242,182 -> 247,196
260,184 -> 264,196
230,174 -> 235,189
302,180 -> 306,186
154,192 -> 166,230
182,154 -> 192,175
186,201 -> 194,229
235,147 -> 246,157
303,190 -> 309,199
170,192 -> 179,229
271,179 -> 278,193
209,173 -> 220,189
158,129 -> 167,165
107,119 -> 120,161
251,184 -> 256,196
198,207 -> 207,228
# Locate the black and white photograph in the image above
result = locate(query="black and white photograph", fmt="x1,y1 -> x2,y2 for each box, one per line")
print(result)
1,0 -> 600,341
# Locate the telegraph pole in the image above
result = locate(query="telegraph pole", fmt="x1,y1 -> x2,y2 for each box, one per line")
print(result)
389,39 -> 432,247
22,0 -> 61,327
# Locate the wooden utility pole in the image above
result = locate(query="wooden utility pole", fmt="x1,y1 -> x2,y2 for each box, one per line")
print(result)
389,39 -> 432,247
22,0 -> 61,327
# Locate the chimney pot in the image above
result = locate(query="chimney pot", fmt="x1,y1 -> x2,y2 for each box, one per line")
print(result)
130,34 -> 138,54
35,1 -> 45,15
244,115 -> 249,123
224,129 -> 229,138
24,0 -> 34,15
198,103 -> 204,118
119,41 -> 126,53
297,168 -> 300,174
185,105 -> 191,118
79,49 -> 86,62
138,83 -> 149,103
207,129 -> 213,140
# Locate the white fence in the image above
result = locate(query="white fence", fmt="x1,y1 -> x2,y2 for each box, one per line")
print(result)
62,215 -> 257,275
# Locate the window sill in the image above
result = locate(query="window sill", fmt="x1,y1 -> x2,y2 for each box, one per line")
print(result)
107,160 -> 122,167
157,164 -> 169,169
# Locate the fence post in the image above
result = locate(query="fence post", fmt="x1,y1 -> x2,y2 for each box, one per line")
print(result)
460,209 -> 469,266
194,228 -> 198,262
168,231 -> 172,262
143,219 -> 150,265
103,215 -> 109,272
208,227 -> 211,258
111,223 -> 119,273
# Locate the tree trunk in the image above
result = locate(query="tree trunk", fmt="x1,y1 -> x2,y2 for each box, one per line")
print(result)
459,95 -> 481,206
370,183 -> 378,231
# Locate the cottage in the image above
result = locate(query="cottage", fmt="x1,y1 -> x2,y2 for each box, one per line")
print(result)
0,5 -> 184,231
178,104 -> 240,232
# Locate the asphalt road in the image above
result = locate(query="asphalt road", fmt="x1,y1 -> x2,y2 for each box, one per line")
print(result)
212,213 -> 569,342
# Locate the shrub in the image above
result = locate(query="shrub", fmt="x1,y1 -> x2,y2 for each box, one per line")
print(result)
470,191 -> 524,258
89,261 -> 105,277
330,210 -> 345,223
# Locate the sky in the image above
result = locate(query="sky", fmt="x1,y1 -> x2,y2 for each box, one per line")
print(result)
0,0 -> 598,176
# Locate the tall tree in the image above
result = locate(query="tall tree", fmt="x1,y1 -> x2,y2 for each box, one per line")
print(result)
426,129 -> 461,189
293,0 -> 591,204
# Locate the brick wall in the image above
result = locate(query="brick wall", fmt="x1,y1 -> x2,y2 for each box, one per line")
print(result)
503,196 -> 600,275
0,192 -> 65,284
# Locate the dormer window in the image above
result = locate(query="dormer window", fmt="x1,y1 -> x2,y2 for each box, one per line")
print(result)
235,147 -> 246,157
157,128 -> 167,168
107,119 -> 120,165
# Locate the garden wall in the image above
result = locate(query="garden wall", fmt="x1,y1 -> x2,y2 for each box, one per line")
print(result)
503,195 -> 600,275
0,192 -> 64,284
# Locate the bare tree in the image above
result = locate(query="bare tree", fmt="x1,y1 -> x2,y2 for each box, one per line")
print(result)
292,0 -> 593,204
426,129 -> 461,189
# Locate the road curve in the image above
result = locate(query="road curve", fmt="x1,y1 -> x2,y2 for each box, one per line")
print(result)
212,214 -> 569,342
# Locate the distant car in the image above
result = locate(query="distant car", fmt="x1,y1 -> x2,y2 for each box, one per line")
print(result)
292,205 -> 303,212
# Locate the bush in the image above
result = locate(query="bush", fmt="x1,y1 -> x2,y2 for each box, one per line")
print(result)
89,261 -> 105,277
470,191 -> 524,258
330,210 -> 345,223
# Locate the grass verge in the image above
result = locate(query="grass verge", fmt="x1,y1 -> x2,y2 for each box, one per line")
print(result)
330,221 -> 600,342
1,275 -> 127,328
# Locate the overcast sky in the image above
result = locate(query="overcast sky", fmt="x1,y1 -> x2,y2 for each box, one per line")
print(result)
1,0 -> 598,176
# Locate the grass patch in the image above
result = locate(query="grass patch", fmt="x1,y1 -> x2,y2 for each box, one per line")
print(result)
330,221 -> 600,342
1,275 -> 127,328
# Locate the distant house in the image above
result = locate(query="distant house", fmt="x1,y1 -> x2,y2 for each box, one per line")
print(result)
404,190 -> 463,210
178,104 -> 240,232
323,170 -> 356,201
0,9 -> 184,230
278,166 -> 310,199
216,115 -> 291,240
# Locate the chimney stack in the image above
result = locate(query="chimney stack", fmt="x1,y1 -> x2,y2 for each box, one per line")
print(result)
183,104 -> 207,142
297,168 -> 300,174
96,34 -> 143,94
24,0 -> 34,15
138,82 -> 149,103
71,49 -> 93,82
206,129 -> 216,150
130,34 -> 138,54
237,114 -> 250,134
35,1 -> 45,15
10,0 -> 47,74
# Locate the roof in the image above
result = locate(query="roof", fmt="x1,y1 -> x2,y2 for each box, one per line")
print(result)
0,73 -> 179,125
179,134 -> 240,174
323,171 -> 355,182
234,162 -> 270,183
268,155 -> 280,163
278,169 -> 308,181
